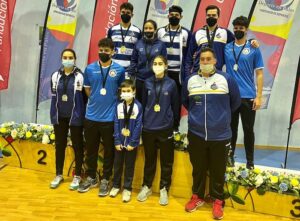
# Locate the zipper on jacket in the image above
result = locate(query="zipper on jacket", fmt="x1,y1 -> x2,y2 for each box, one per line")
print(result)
204,80 -> 208,141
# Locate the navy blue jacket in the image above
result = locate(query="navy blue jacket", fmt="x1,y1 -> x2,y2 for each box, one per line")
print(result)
182,71 -> 241,141
142,76 -> 179,131
50,67 -> 86,126
127,38 -> 167,81
114,99 -> 143,148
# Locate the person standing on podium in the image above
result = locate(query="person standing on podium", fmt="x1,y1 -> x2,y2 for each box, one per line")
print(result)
49,49 -> 85,190
78,38 -> 125,196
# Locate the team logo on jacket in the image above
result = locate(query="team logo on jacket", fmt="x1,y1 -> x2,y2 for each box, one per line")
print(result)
242,48 -> 250,55
215,33 -> 221,39
211,82 -> 218,90
109,70 -> 117,77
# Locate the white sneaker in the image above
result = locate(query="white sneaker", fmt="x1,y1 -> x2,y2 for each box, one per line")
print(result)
50,175 -> 64,189
109,187 -> 120,197
159,187 -> 169,206
70,176 -> 81,190
137,185 -> 152,202
122,189 -> 131,202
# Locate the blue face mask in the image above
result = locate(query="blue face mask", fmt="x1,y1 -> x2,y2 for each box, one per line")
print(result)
62,59 -> 75,68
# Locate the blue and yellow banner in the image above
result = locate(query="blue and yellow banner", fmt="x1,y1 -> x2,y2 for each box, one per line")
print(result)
38,0 -> 80,104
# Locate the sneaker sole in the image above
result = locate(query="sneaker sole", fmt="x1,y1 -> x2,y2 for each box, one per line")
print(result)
185,201 -> 205,212
213,215 -> 223,220
69,186 -> 79,191
137,191 -> 152,202
98,191 -> 109,197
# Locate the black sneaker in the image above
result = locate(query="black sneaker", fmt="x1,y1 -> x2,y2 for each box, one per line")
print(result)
246,162 -> 254,170
227,155 -> 235,167
98,179 -> 109,197
77,176 -> 98,193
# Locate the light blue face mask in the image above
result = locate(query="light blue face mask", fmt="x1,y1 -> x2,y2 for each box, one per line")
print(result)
62,59 -> 75,68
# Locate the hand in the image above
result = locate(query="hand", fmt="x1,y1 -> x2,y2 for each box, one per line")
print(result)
126,145 -> 135,151
250,40 -> 259,48
115,145 -> 122,151
252,97 -> 262,110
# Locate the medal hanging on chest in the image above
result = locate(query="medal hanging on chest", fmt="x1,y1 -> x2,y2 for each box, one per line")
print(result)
99,62 -> 111,96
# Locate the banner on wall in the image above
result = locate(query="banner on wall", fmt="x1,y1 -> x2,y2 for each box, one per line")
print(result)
88,0 -> 128,63
0,0 -> 16,90
38,0 -> 80,104
291,56 -> 300,125
192,0 -> 236,32
249,0 -> 299,109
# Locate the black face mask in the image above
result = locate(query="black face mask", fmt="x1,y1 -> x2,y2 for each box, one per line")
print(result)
169,16 -> 180,26
121,14 -> 131,23
206,17 -> 217,27
98,53 -> 110,63
144,32 -> 154,39
234,30 -> 245,40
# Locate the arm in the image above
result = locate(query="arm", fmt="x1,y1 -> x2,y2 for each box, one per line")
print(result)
228,75 -> 241,113
226,29 -> 235,43
128,104 -> 143,149
127,44 -> 139,78
171,81 -> 180,131
184,33 -> 198,77
253,48 -> 264,110
181,30 -> 193,82
118,67 -> 126,86
253,69 -> 263,110
83,68 -> 91,97
113,107 -> 122,151
161,41 -> 167,58
107,28 -> 112,38
181,78 -> 189,109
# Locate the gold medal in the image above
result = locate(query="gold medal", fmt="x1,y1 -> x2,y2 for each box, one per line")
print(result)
154,104 -> 161,112
122,128 -> 130,137
120,45 -> 126,54
62,94 -> 68,102
100,88 -> 107,95
233,64 -> 238,71
169,47 -> 173,53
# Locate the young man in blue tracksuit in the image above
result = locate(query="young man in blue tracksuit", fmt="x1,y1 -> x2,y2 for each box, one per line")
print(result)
78,38 -> 125,195
137,55 -> 179,206
183,47 -> 240,220
127,19 -> 167,102
50,49 -> 86,190
224,16 -> 264,169
109,79 -> 143,202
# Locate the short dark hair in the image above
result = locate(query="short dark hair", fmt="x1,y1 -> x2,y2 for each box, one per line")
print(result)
169,5 -> 183,15
98,38 -> 114,50
120,79 -> 136,90
206,5 -> 220,16
199,47 -> 216,58
120,2 -> 134,12
61,48 -> 76,59
232,16 -> 249,28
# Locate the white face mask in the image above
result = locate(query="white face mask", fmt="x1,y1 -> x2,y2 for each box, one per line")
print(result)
200,64 -> 215,74
121,92 -> 135,101
153,65 -> 165,76
62,59 -> 75,68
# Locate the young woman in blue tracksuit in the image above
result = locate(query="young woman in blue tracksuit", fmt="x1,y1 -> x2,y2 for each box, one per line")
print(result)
50,49 -> 86,190
127,19 -> 167,102
137,55 -> 179,206
109,79 -> 143,202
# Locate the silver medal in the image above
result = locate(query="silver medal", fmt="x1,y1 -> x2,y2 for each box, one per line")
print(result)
100,88 -> 107,95
233,64 -> 238,71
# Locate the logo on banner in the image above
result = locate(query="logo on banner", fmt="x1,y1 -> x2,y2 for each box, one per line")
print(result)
56,0 -> 77,12
263,0 -> 295,11
154,0 -> 174,15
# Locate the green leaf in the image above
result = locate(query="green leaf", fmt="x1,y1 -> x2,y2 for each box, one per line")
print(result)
256,187 -> 266,195
230,183 -> 239,195
224,190 -> 230,199
2,148 -> 12,157
231,194 -> 245,205
292,189 -> 299,197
